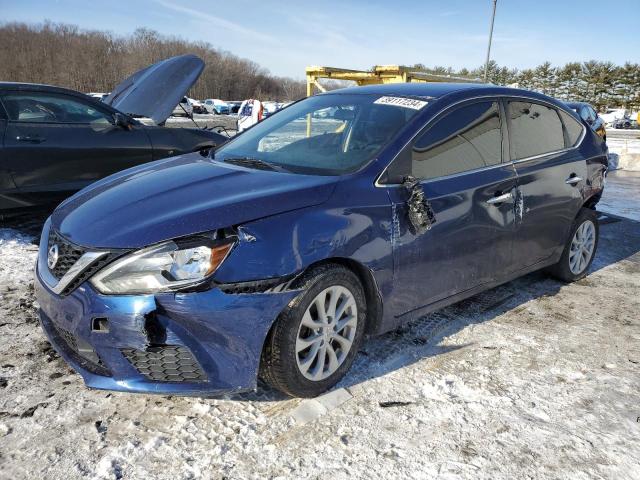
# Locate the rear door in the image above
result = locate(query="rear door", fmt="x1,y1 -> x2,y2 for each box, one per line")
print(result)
505,99 -> 587,267
382,99 -> 519,321
1,90 -> 152,195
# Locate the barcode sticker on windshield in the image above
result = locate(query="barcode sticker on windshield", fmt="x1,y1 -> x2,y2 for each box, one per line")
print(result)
374,96 -> 429,110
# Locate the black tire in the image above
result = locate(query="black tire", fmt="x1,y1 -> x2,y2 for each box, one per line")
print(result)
260,264 -> 366,397
546,207 -> 599,282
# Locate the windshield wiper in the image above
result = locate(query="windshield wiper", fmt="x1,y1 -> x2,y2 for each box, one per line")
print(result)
223,157 -> 287,172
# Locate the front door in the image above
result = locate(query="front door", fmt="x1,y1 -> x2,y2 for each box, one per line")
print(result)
381,99 -> 518,322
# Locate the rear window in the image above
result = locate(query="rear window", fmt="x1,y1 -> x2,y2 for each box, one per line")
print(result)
507,101 -> 565,160
558,110 -> 584,147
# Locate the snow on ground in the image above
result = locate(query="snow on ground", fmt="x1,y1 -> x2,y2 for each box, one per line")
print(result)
606,130 -> 640,172
1,184 -> 640,479
599,170 -> 640,222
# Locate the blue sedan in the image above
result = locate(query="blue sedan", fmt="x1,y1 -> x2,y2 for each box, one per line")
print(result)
35,83 -> 608,397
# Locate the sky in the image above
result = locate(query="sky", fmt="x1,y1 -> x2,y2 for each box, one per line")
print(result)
1,0 -> 639,79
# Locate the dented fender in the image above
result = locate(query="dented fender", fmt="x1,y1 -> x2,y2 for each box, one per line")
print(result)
214,184 -> 394,286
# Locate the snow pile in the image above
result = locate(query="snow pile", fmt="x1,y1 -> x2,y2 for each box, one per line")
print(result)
608,135 -> 640,171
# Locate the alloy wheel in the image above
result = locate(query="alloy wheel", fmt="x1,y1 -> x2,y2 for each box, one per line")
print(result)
569,220 -> 596,275
295,285 -> 358,381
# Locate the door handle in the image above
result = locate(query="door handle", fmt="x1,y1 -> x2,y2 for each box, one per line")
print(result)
16,135 -> 45,144
565,176 -> 582,185
486,192 -> 513,205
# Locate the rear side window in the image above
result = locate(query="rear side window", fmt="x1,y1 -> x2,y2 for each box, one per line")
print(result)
507,101 -> 565,160
2,92 -> 112,124
579,106 -> 590,122
410,101 -> 502,180
558,110 -> 584,147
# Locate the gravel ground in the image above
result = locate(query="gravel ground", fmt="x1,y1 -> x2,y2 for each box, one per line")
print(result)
0,187 -> 639,479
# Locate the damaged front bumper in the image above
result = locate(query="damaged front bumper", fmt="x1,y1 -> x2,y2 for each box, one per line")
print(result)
34,264 -> 299,396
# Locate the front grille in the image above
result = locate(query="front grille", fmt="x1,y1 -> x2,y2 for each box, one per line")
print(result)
47,230 -> 126,296
48,230 -> 87,280
121,346 -> 207,383
52,324 -> 110,376
60,253 -> 120,296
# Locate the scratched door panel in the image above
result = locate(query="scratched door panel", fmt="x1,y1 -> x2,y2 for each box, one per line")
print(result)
505,99 -> 588,267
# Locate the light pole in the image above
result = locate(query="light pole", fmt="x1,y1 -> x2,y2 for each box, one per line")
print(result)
484,0 -> 498,83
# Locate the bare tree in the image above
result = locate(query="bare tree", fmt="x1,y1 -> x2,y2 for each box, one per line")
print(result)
2,21 -> 639,109
0,21 -> 307,102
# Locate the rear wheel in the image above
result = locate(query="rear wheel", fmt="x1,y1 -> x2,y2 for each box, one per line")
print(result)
546,208 -> 599,282
260,265 -> 366,397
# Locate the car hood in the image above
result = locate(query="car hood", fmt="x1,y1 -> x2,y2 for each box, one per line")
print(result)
104,55 -> 204,125
51,154 -> 339,249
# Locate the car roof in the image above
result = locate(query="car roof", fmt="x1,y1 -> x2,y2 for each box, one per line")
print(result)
324,82 -> 492,98
322,82 -> 574,113
0,81 -> 87,97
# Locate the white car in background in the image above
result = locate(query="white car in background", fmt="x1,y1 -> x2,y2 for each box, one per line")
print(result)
203,99 -> 230,115
262,101 -> 280,118
600,108 -> 628,127
171,96 -> 193,117
87,92 -> 109,101
188,97 -> 205,114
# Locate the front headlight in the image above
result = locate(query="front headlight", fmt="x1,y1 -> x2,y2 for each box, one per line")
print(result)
90,239 -> 234,295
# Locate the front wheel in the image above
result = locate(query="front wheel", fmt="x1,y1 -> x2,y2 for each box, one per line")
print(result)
260,265 -> 366,397
546,207 -> 599,282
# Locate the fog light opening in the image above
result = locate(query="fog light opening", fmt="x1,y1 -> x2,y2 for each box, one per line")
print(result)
92,317 -> 110,333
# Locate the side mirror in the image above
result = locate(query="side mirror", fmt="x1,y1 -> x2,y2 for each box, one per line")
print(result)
113,113 -> 130,129
402,175 -> 436,234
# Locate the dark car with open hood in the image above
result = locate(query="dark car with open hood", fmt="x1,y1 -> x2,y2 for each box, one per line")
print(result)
34,83 -> 607,398
0,55 -> 227,212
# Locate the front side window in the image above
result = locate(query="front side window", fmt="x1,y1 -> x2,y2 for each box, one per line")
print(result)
408,101 -> 502,181
215,93 -> 423,175
1,93 -> 112,124
507,101 -> 565,160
